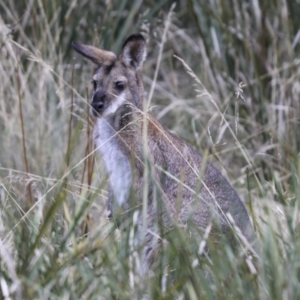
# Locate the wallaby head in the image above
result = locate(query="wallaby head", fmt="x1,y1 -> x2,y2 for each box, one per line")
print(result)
72,34 -> 146,118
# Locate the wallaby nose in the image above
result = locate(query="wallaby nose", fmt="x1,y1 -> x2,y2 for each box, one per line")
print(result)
92,101 -> 104,111
92,89 -> 106,114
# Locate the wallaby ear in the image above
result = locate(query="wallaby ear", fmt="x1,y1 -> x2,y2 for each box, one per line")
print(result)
72,42 -> 116,66
121,33 -> 147,70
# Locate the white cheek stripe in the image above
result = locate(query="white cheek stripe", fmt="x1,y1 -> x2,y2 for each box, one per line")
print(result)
102,93 -> 126,118
94,118 -> 132,206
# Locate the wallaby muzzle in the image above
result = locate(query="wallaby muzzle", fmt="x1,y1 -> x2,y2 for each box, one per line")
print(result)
91,88 -> 107,117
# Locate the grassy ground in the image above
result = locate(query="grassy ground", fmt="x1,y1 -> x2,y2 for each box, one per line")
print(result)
0,0 -> 300,299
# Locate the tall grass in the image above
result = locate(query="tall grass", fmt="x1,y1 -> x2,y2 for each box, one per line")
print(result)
0,0 -> 299,299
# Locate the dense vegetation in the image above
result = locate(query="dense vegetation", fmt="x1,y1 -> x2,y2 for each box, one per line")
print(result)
0,0 -> 299,298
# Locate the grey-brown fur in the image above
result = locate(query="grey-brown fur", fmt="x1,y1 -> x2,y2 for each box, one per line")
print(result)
72,33 -> 257,271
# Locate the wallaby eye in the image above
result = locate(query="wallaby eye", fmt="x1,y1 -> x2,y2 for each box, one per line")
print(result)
115,81 -> 124,91
91,80 -> 98,90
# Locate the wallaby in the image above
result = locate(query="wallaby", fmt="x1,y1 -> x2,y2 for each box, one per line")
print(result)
72,33 -> 257,272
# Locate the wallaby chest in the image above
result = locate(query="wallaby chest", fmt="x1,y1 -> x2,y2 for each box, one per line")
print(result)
94,118 -> 132,206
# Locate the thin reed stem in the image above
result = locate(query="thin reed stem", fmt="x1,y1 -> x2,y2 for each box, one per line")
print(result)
66,61 -> 75,167
147,3 -> 175,107
17,70 -> 33,205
